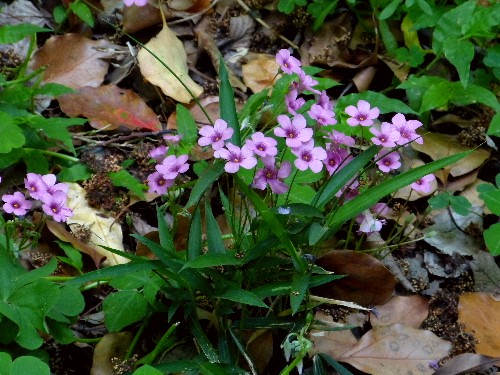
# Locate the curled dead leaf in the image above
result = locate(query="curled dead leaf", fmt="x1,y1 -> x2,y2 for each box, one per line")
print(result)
242,53 -> 281,93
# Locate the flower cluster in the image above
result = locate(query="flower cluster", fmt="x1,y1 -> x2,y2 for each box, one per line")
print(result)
1,173 -> 73,222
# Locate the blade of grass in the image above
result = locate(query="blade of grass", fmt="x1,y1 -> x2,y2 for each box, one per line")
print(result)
185,160 -> 224,208
219,55 -> 240,146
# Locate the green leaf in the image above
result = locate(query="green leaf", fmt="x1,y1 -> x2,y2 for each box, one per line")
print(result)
378,0 -> 401,20
58,163 -> 92,182
484,223 -> 500,256
428,193 -> 451,210
443,38 -> 474,87
416,0 -> 433,15
378,19 -> 398,53
186,161 -> 224,208
278,0 -> 296,13
187,205 -> 203,260
278,184 -> 316,205
310,0 -> 340,31
156,208 -> 176,254
189,317 -> 220,363
183,253 -> 242,269
133,365 -> 164,375
480,190 -> 500,216
218,289 -> 268,308
487,112 -> 500,137
0,113 -> 25,153
69,1 -> 94,27
109,271 -> 150,290
109,169 -> 146,199
35,83 -> 74,97
205,199 -> 226,254
176,104 -> 198,145
290,272 -> 310,315
0,24 -> 51,44
103,290 -> 148,331
448,195 -> 472,216
0,352 -> 12,374
50,284 -> 85,317
420,81 -> 455,112
219,56 -> 240,146
53,5 -> 68,24
338,91 -> 417,115
11,356 -> 50,375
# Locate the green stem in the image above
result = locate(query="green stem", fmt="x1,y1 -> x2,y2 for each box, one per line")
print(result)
125,314 -> 151,360
23,148 -> 80,163
0,67 -> 46,87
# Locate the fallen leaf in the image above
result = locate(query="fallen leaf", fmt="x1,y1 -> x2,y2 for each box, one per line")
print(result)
58,85 -> 161,131
338,324 -> 452,375
313,250 -> 397,306
246,329 -> 273,374
412,133 -> 491,182
434,353 -> 500,375
90,332 -> 133,375
458,293 -> 500,358
371,295 -> 429,328
123,4 -> 162,34
138,22 -> 203,103
30,34 -> 116,89
65,183 -> 129,266
393,159 -> 438,201
242,53 -> 281,93
470,251 -> 500,294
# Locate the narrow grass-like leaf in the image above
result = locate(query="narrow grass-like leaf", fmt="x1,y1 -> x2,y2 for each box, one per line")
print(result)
218,289 -> 268,308
325,150 -> 471,235
176,104 -> 198,144
312,145 -> 380,210
235,176 -> 307,272
205,199 -> 226,254
219,56 -> 240,146
318,354 -> 354,375
190,317 -> 220,363
185,160 -> 224,208
157,208 -> 176,253
187,205 -> 202,260
290,272 -> 310,315
183,253 -> 242,269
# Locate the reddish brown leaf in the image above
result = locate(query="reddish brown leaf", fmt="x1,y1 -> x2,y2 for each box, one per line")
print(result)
313,250 -> 397,306
30,33 -> 114,89
371,295 -> 429,328
58,84 -> 161,131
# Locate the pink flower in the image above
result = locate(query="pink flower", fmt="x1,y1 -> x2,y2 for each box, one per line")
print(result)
147,172 -> 175,195
252,156 -> 291,194
325,131 -> 355,147
356,210 -> 385,234
2,192 -> 32,216
245,132 -> 278,158
345,100 -> 380,127
124,0 -> 148,6
42,191 -> 73,222
375,149 -> 401,173
41,174 -> 68,196
156,155 -> 189,180
291,140 -> 327,173
214,143 -> 257,173
391,114 -> 423,145
371,203 -> 392,216
274,114 -> 313,148
308,104 -> 337,126
285,89 -> 305,115
276,49 -> 301,74
324,147 -> 352,176
163,134 -> 182,145
293,70 -> 319,93
316,90 -> 333,111
198,119 -> 234,150
411,174 -> 435,194
370,122 -> 400,147
25,173 -> 48,200
149,145 -> 168,162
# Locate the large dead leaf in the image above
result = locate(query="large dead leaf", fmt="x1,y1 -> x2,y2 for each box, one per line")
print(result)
458,293 -> 500,358
58,85 -> 161,131
65,183 -> 129,266
411,133 -> 491,182
242,53 -> 281,93
138,23 -> 203,103
434,353 -> 500,375
338,324 -> 452,375
30,34 -> 115,89
313,250 -> 397,306
371,295 -> 429,328
90,332 -> 132,375
470,251 -> 500,294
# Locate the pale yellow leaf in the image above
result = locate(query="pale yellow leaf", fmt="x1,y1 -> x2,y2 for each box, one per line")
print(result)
138,24 -> 203,103
372,295 -> 429,328
65,183 -> 129,266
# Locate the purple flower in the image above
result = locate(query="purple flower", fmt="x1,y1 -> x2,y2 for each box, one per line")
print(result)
2,192 -> 32,216
149,145 -> 168,162
245,132 -> 278,158
25,173 -> 48,200
370,122 -> 400,147
375,149 -> 401,173
163,134 -> 182,145
42,191 -> 73,222
371,203 -> 392,216
124,0 -> 148,6
345,100 -> 380,127
214,143 -> 257,173
156,154 -> 189,180
198,119 -> 234,150
274,114 -> 313,148
391,114 -> 423,145
324,147 -> 352,175
325,131 -> 355,147
410,174 -> 435,194
41,174 -> 68,196
276,49 -> 301,74
308,104 -> 337,126
316,90 -> 333,111
252,156 -> 291,194
291,140 -> 327,173
147,171 -> 174,195
293,70 -> 319,93
357,210 -> 385,234
285,89 -> 305,115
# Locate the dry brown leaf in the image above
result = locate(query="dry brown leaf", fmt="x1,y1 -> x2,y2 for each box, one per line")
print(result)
339,324 -> 452,375
434,353 -> 500,375
30,34 -> 115,89
412,133 -> 491,182
123,4 -> 162,34
138,23 -> 203,103
246,329 -> 273,374
65,183 -> 129,266
90,332 -> 132,375
313,250 -> 397,306
242,53 -> 281,93
458,293 -> 500,358
371,295 -> 429,328
58,84 -> 161,131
